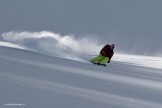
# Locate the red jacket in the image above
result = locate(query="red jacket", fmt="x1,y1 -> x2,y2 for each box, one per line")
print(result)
100,45 -> 114,63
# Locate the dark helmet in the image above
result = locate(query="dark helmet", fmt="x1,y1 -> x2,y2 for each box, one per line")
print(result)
110,44 -> 115,49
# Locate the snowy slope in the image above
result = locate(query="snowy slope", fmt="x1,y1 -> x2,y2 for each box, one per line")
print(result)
0,46 -> 162,108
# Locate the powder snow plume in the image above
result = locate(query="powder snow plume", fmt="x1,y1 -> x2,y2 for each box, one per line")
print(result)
1,31 -> 103,61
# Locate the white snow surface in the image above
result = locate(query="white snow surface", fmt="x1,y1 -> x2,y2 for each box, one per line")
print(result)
114,54 -> 162,70
0,46 -> 162,108
0,41 -> 26,50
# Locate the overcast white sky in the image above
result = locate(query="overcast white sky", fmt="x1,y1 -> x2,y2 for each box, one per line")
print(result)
0,0 -> 162,56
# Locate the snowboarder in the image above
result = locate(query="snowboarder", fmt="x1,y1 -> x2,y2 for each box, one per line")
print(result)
89,44 -> 115,66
